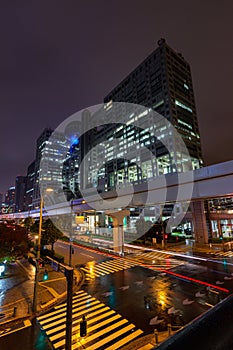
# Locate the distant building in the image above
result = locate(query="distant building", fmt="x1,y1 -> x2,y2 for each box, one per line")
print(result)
5,186 -> 15,212
0,193 -> 2,209
15,176 -> 27,212
62,139 -> 81,201
32,127 -> 69,208
24,160 -> 35,212
32,128 -> 53,209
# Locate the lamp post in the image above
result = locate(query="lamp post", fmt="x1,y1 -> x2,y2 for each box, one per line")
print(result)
32,188 -> 53,313
160,205 -> 166,249
68,237 -> 73,267
32,196 -> 43,313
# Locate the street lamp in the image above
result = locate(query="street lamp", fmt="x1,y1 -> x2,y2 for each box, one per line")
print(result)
32,188 -> 53,313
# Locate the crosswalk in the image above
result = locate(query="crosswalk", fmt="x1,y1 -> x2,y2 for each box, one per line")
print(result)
81,258 -> 137,281
131,251 -> 185,270
210,250 -> 233,258
37,290 -> 143,350
80,252 -> 185,282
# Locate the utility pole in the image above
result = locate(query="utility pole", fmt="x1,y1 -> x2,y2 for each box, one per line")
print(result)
32,196 -> 43,313
65,267 -> 74,350
32,188 -> 53,313
46,256 -> 74,350
69,238 -> 73,267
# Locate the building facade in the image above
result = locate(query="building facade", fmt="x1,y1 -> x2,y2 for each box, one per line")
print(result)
32,128 -> 53,209
24,160 -> 36,212
15,176 -> 27,212
103,38 -> 203,177
4,186 -> 15,212
78,39 -> 203,196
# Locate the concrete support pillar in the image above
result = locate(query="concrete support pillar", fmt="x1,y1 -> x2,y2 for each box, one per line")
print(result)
217,219 -> 222,237
191,201 -> 209,244
99,212 -> 105,228
106,210 -> 130,255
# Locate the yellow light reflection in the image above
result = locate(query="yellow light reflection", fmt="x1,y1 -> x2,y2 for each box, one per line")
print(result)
157,290 -> 168,309
87,261 -> 96,278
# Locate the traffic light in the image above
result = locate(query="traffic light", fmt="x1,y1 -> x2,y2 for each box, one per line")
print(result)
43,270 -> 48,281
38,259 -> 44,268
164,234 -> 168,240
80,315 -> 87,337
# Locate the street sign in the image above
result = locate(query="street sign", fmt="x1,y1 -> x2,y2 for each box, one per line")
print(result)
51,260 -> 59,271
0,265 -> 5,276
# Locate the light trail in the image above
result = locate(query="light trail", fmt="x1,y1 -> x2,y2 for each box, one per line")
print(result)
162,270 -> 229,293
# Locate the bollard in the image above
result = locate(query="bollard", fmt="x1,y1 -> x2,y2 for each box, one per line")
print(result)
80,315 -> 87,337
154,329 -> 159,344
13,306 -> 17,317
168,323 -> 171,336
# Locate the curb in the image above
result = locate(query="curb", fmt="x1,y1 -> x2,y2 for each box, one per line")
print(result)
0,267 -> 86,327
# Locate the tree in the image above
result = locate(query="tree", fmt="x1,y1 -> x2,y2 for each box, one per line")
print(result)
0,223 -> 31,262
41,219 -> 64,252
30,220 -> 39,234
24,217 -> 35,231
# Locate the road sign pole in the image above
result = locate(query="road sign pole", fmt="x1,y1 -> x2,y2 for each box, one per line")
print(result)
65,267 -> 73,350
69,240 -> 73,267
32,261 -> 39,313
45,256 -> 74,350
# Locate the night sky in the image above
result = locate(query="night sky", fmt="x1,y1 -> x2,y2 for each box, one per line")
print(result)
0,1 -> 232,194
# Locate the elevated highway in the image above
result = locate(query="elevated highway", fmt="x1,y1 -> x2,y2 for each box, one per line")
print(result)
1,159 -> 233,244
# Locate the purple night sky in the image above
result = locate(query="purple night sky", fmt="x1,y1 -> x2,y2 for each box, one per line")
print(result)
0,1 -> 232,194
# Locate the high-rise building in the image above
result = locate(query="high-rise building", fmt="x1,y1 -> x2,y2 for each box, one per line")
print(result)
32,128 -> 53,208
32,127 -> 70,208
62,139 -> 81,201
72,40 -> 203,198
24,161 -> 35,212
78,40 -> 203,196
103,38 -> 203,175
15,176 -> 27,212
0,193 -> 3,211
5,186 -> 15,212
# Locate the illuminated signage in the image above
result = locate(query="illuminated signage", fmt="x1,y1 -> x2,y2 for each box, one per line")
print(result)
0,265 -> 5,276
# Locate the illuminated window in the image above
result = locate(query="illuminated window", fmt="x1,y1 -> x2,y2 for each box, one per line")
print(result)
175,100 -> 192,113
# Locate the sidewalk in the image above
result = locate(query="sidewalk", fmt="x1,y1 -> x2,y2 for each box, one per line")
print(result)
161,242 -> 224,256
121,329 -> 178,350
0,259 -> 85,327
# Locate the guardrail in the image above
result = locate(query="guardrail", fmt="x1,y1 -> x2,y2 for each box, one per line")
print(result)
155,293 -> 233,349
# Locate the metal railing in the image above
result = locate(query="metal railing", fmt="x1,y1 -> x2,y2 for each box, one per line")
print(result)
154,293 -> 233,349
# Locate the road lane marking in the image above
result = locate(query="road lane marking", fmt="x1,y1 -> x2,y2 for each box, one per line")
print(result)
40,301 -> 101,328
47,309 -> 116,337
0,320 -> 31,338
83,323 -> 136,350
37,290 -> 143,350
105,329 -> 143,350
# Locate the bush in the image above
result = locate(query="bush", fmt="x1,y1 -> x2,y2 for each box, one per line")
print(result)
209,237 -> 233,244
41,248 -> 54,258
41,248 -> 65,263
61,235 -> 70,242
53,253 -> 64,263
